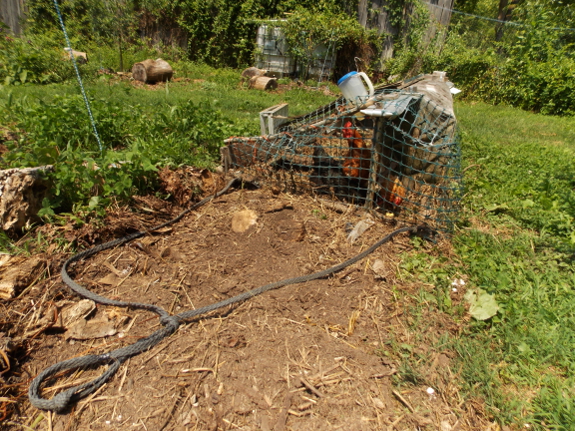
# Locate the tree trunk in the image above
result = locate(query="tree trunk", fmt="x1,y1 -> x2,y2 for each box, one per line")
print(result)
496,0 -> 520,41
0,166 -> 53,233
131,58 -> 173,84
242,67 -> 268,79
118,30 -> 124,72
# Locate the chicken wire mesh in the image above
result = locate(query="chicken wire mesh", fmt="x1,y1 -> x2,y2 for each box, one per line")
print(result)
222,86 -> 462,232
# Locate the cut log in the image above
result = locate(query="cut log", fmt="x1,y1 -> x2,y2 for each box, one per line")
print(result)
249,76 -> 278,91
131,58 -> 173,84
0,166 -> 53,232
63,48 -> 88,64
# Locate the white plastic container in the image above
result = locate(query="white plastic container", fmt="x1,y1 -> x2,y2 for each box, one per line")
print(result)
337,71 -> 375,105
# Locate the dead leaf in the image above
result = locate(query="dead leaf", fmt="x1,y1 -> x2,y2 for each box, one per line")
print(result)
65,315 -> 117,340
98,273 -> 120,285
265,201 -> 293,213
371,259 -> 387,280
231,209 -> 258,233
57,299 -> 96,329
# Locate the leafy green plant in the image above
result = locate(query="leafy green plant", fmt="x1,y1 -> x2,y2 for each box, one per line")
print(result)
409,0 -> 575,115
0,32 -> 80,85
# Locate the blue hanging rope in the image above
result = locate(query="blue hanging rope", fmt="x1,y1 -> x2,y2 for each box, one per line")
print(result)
53,0 -> 104,153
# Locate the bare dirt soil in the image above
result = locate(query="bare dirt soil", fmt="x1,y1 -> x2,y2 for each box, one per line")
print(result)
1,172 -> 491,430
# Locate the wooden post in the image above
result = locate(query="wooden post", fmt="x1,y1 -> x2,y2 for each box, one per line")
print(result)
63,48 -> 88,64
357,0 -> 400,64
423,0 -> 455,48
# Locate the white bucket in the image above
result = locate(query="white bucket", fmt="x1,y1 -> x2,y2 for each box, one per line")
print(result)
337,71 -> 375,105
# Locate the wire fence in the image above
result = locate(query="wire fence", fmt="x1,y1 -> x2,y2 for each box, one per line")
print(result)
223,80 -> 462,232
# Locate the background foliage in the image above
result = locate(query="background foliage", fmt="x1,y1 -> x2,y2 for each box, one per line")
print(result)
404,0 -> 575,115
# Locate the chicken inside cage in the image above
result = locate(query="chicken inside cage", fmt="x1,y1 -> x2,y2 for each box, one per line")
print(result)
222,72 -> 462,231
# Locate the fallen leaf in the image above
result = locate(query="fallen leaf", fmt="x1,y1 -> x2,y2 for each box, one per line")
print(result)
65,315 -> 117,340
232,209 -> 258,233
98,273 -> 120,285
347,218 -> 374,244
464,288 -> 499,320
371,259 -> 387,280
58,299 -> 96,329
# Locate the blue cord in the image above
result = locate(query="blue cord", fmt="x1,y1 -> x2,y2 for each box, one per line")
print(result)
53,0 -> 104,153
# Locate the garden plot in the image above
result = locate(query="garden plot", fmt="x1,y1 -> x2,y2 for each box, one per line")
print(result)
2,173 -> 491,430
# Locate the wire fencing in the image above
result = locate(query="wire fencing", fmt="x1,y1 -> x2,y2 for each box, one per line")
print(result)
223,76 -> 462,232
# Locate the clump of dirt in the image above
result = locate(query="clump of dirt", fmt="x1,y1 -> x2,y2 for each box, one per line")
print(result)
1,181 -> 489,430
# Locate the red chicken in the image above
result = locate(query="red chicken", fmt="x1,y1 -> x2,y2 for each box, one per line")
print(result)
342,121 -> 371,180
341,121 -> 406,207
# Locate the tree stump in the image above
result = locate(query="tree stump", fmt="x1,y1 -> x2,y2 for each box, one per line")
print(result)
0,166 -> 53,232
131,58 -> 173,84
249,76 -> 278,91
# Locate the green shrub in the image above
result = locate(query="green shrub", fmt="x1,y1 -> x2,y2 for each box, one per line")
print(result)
0,32 -> 82,85
132,101 -> 232,167
386,1 -> 575,116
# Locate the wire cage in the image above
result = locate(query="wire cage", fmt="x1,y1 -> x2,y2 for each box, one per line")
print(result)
222,85 -> 462,232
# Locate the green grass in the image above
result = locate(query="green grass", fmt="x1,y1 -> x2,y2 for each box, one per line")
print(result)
398,101 -> 575,429
2,62 -> 334,134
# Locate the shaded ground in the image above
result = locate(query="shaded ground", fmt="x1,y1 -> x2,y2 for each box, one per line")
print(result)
1,172 -> 491,430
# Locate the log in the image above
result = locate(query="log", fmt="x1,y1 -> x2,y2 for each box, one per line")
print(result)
131,58 -> 173,84
63,48 -> 88,64
0,166 -> 53,232
249,76 -> 278,91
